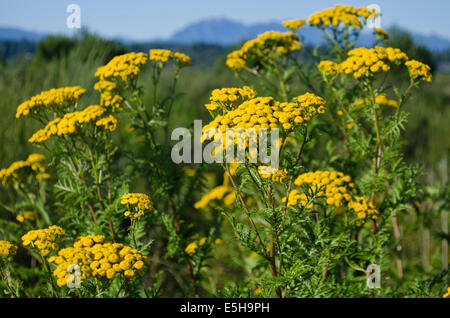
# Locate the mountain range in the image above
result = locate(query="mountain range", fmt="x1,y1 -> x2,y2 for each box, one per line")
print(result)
1,18 -> 450,51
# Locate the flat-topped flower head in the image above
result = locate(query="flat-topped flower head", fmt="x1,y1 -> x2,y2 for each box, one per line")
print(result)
355,94 -> 399,108
226,31 -> 301,70
49,235 -> 149,286
28,105 -> 109,143
0,240 -> 18,257
149,49 -> 173,63
405,59 -> 432,82
259,166 -> 288,184
94,80 -> 118,92
374,27 -> 389,39
202,92 -> 326,144
95,52 -> 148,82
0,153 -> 49,185
16,86 -> 86,118
173,52 -> 193,67
283,19 -> 306,31
348,196 -> 379,221
16,211 -> 36,223
286,171 -> 354,209
194,185 -> 235,209
308,5 -> 378,29
338,46 -> 408,79
21,225 -> 65,256
121,193 -> 154,218
96,115 -> 119,132
205,86 -> 257,112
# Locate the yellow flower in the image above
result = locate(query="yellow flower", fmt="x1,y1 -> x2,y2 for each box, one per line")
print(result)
0,240 -> 18,257
185,241 -> 198,255
318,60 -> 339,76
374,27 -> 389,39
96,115 -> 120,132
348,196 -> 379,221
16,86 -> 86,118
16,211 -> 35,223
226,31 -> 301,70
49,235 -> 147,286
338,47 -> 408,79
282,19 -> 306,31
173,52 -> 193,67
355,94 -> 399,108
21,225 -> 65,256
95,52 -> 148,82
0,154 -> 49,185
149,49 -> 173,63
284,171 -> 354,209
198,237 -> 207,246
308,5 -> 378,29
121,193 -> 154,219
405,59 -> 432,82
206,86 -> 257,112
201,93 -> 326,151
443,287 -> 450,298
28,105 -> 108,143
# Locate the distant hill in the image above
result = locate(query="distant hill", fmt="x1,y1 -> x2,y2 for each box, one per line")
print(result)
1,18 -> 450,52
0,27 -> 47,42
166,18 -> 450,51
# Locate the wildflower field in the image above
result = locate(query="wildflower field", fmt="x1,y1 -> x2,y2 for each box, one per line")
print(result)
0,5 -> 449,298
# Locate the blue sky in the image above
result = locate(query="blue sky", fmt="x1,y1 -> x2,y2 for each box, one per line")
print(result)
1,0 -> 450,41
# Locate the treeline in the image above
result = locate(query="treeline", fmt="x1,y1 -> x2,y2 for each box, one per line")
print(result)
0,28 -> 446,71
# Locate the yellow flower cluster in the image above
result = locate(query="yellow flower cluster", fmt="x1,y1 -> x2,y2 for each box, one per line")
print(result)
374,27 -> 389,39
443,287 -> 450,298
149,49 -> 173,63
318,60 -> 339,76
0,240 -> 18,257
49,235 -> 149,287
405,59 -> 432,82
185,237 -> 223,255
202,93 -> 326,140
259,166 -> 288,184
284,171 -> 354,208
283,171 -> 379,222
174,52 -> 193,67
194,165 -> 239,209
308,5 -> 377,29
95,52 -> 148,82
94,80 -> 118,92
96,115 -> 119,132
0,153 -> 49,185
16,211 -> 36,223
149,49 -> 193,67
282,19 -> 306,31
355,94 -> 399,108
21,226 -> 65,256
29,105 -> 108,143
226,31 -> 301,70
348,196 -> 379,220
121,193 -> 154,218
205,86 -> 257,111
99,91 -> 125,108
339,47 -> 408,79
16,86 -> 87,118
93,79 -> 125,109
194,185 -> 235,209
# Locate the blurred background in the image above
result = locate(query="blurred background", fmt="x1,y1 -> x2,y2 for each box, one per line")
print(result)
0,0 -> 448,293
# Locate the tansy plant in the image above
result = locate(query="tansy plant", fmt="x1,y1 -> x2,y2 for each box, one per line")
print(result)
0,5 -> 447,298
